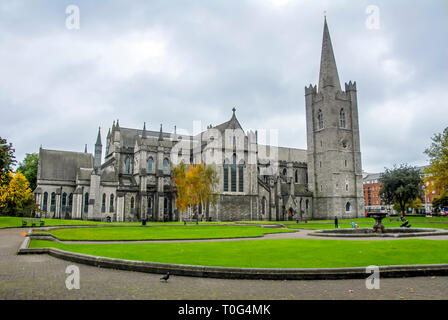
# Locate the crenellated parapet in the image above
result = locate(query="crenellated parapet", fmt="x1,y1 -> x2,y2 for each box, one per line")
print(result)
304,84 -> 317,96
345,80 -> 357,92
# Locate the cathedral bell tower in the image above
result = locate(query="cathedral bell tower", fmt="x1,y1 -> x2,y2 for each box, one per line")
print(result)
305,17 -> 364,219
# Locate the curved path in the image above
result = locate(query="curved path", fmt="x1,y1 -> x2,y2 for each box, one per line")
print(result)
31,227 -> 448,244
1,228 -> 448,300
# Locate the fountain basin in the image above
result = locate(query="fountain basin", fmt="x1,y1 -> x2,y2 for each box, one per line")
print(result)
309,228 -> 448,238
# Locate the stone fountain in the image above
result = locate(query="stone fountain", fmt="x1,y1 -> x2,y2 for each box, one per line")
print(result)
366,210 -> 387,233
309,209 -> 448,238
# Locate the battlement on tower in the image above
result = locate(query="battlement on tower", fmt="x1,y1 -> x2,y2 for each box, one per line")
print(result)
305,84 -> 317,96
345,81 -> 357,92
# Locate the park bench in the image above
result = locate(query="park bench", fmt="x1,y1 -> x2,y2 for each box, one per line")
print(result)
22,218 -> 45,227
182,219 -> 200,224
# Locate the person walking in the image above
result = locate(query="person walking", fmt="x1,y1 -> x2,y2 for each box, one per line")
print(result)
334,216 -> 338,228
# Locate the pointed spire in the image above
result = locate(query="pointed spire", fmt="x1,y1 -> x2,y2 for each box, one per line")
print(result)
232,107 -> 236,117
142,122 -> 147,139
95,127 -> 102,146
158,124 -> 164,141
318,17 -> 341,91
107,128 -> 111,139
84,144 -> 87,153
116,119 -> 120,131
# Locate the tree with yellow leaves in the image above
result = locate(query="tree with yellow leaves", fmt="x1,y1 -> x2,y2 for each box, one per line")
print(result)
173,162 -> 219,221
423,127 -> 448,194
0,171 -> 34,216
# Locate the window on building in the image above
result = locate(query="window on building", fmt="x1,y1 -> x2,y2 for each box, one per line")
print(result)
101,193 -> 106,213
43,192 -> 48,212
68,193 -> 73,213
163,158 -> 169,174
238,160 -> 244,192
110,194 -> 114,213
147,157 -> 153,173
340,108 -> 346,128
295,170 -> 298,183
125,156 -> 131,174
261,197 -> 266,214
223,159 -> 229,192
50,192 -> 56,212
344,159 -> 348,167
283,168 -> 287,176
84,193 -> 89,213
130,197 -> 134,214
164,197 -> 168,214
346,202 -> 351,212
317,110 -> 323,129
62,193 -> 67,213
346,183 -> 349,191
147,196 -> 152,214
231,154 -> 237,192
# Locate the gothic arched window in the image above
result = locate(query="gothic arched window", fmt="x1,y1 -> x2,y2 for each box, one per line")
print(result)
110,194 -> 114,213
163,158 -> 169,174
101,193 -> 106,213
125,156 -> 131,174
238,160 -> 244,192
317,110 -> 324,129
50,192 -> 56,212
295,170 -> 298,183
43,192 -> 48,212
130,197 -> 135,214
68,193 -> 73,213
147,157 -> 153,173
84,193 -> 89,213
223,159 -> 229,192
62,193 -> 67,213
231,154 -> 237,192
261,196 -> 266,214
147,196 -> 153,214
346,202 -> 351,212
340,108 -> 346,128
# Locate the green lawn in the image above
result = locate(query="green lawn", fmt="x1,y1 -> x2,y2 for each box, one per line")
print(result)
39,225 -> 296,241
29,238 -> 448,268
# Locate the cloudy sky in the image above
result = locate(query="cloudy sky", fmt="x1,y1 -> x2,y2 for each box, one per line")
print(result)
1,0 -> 447,173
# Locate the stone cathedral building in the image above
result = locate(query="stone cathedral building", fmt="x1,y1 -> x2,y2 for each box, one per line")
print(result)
34,19 -> 364,222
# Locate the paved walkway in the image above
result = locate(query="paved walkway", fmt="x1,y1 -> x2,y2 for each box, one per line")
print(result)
1,228 -> 448,299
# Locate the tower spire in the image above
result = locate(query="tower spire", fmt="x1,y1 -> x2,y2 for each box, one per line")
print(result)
142,122 -> 147,139
158,124 -> 164,141
94,127 -> 103,168
95,127 -> 102,146
318,17 -> 341,91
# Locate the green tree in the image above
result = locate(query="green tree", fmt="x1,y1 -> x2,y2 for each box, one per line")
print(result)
0,137 -> 16,185
432,192 -> 448,212
379,164 -> 422,216
423,127 -> 448,194
17,153 -> 39,191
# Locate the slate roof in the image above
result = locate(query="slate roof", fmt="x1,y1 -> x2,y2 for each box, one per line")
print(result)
39,149 -> 93,182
